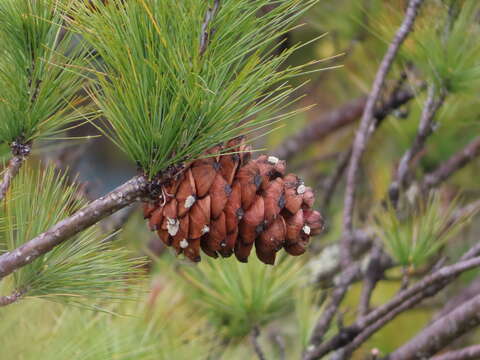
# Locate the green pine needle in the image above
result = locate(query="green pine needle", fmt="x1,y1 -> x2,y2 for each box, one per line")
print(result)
404,0 -> 480,93
0,0 -> 93,145
374,192 -> 472,268
1,164 -> 146,306
69,0 -> 319,178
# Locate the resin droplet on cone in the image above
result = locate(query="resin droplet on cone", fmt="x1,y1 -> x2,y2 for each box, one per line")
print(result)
143,137 -> 324,265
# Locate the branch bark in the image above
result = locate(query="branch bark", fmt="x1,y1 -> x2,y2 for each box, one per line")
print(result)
342,0 -> 424,262
385,294 -> 480,360
389,84 -> 446,204
431,345 -> 480,360
0,142 -> 32,202
251,326 -> 267,360
304,252 -> 480,360
0,289 -> 24,307
0,175 -> 147,280
305,263 -> 361,360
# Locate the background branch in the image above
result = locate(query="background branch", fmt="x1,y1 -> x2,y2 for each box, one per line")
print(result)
342,0 -> 424,261
389,84 -> 446,204
385,293 -> 480,360
422,136 -> 480,190
431,345 -> 480,360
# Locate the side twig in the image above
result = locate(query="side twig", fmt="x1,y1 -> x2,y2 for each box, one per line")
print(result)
273,88 -> 415,161
357,246 -> 391,318
421,136 -> 480,190
342,0 -> 424,262
251,326 -> 267,360
389,84 -> 446,205
199,0 -> 221,57
305,263 -> 361,359
0,175 -> 147,280
0,141 -> 31,202
0,289 -> 24,307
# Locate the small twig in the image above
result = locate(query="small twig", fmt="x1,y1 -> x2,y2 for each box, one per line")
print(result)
305,263 -> 361,359
199,0 -> 220,57
0,175 -> 147,280
399,267 -> 410,292
251,326 -> 267,360
322,148 -> 352,210
357,246 -> 389,318
273,88 -> 415,161
0,289 -> 24,307
431,345 -> 480,360
313,230 -> 373,286
342,0 -> 424,263
389,84 -> 446,205
0,142 -> 31,202
270,332 -> 286,360
422,136 -> 480,190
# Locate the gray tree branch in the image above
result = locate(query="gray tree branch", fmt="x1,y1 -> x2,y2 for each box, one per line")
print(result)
385,294 -> 480,360
0,175 -> 147,280
342,0 -> 424,262
431,345 -> 480,360
389,84 -> 446,204
422,136 -> 480,190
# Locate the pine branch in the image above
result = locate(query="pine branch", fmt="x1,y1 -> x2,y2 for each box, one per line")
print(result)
0,142 -> 31,202
431,345 -> 480,360
0,175 -> 147,280
304,249 -> 480,360
385,294 -> 480,360
421,136 -> 480,190
389,84 -> 446,205
342,0 -> 424,263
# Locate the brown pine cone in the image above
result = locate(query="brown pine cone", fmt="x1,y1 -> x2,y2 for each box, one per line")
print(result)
143,137 -> 324,265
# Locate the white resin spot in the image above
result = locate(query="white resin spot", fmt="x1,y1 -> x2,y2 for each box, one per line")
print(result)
180,239 -> 189,249
167,218 -> 179,236
268,156 -> 279,165
185,195 -> 196,209
302,225 -> 311,235
297,184 -> 306,195
201,225 -> 210,234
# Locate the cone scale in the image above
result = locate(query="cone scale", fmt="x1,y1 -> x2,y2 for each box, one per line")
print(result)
143,137 -> 324,265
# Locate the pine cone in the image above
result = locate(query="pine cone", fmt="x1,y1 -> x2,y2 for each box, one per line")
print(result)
143,137 -> 324,265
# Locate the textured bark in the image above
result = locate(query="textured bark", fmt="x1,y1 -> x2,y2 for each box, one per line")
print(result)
0,155 -> 27,202
431,345 -> 480,360
342,0 -> 425,261
386,294 -> 480,360
0,290 -> 24,306
0,175 -> 147,279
